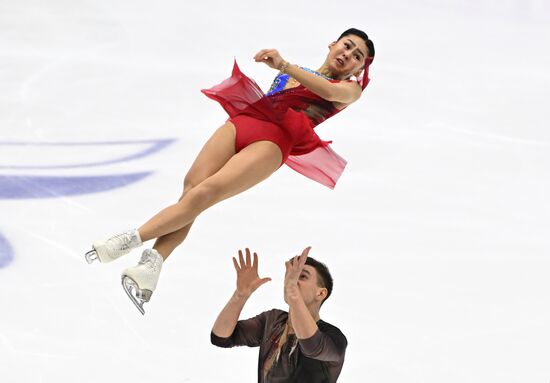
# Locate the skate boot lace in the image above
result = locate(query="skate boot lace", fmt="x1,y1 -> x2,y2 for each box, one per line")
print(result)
105,230 -> 141,257
138,250 -> 162,272
107,232 -> 133,255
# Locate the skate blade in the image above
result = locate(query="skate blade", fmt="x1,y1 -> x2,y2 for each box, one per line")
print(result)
121,276 -> 149,315
85,249 -> 98,264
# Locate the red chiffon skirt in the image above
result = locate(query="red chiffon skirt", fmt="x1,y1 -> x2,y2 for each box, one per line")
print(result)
202,61 -> 347,189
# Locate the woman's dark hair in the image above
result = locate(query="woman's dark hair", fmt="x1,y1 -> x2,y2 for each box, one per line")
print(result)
305,256 -> 334,305
338,27 -> 375,61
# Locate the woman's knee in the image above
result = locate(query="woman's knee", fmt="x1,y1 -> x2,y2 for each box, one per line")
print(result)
180,174 -> 200,201
182,182 -> 221,209
183,173 -> 197,191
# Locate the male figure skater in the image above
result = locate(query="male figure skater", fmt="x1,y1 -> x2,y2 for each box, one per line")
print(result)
211,247 -> 347,382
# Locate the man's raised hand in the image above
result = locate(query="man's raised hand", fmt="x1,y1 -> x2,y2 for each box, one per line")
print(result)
233,248 -> 271,299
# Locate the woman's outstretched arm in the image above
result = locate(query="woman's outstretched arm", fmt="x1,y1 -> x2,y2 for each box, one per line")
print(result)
254,49 -> 362,104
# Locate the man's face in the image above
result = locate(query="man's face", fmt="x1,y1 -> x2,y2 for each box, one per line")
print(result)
297,265 -> 326,306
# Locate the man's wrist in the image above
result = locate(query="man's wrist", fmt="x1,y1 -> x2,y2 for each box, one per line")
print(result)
284,284 -> 301,300
233,290 -> 251,301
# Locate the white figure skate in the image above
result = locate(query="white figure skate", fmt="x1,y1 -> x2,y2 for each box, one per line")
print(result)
121,248 -> 163,315
85,229 -> 142,264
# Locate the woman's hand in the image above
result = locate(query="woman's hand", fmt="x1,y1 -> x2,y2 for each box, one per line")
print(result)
254,49 -> 286,70
233,248 -> 271,299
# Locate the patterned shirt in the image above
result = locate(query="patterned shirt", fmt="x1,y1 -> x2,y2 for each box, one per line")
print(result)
211,309 -> 347,382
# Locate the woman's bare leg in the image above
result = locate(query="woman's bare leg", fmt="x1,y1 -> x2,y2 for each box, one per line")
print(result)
138,140 -> 282,245
150,194 -> 192,259
151,122 -> 237,258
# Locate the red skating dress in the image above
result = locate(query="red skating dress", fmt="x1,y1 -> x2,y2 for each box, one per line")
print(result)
202,61 -> 366,189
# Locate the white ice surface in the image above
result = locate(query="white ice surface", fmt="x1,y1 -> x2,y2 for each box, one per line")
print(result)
1,0 -> 550,382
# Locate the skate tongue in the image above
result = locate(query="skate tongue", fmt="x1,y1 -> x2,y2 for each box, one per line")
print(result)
132,229 -> 143,246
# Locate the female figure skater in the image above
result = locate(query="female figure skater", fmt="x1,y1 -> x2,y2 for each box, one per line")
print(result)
85,28 -> 375,314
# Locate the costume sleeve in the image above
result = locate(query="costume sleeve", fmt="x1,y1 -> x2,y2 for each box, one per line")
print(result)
211,311 -> 267,348
297,327 -> 347,362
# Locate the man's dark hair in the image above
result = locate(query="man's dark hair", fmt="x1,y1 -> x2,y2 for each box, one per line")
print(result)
305,256 -> 334,305
338,27 -> 375,61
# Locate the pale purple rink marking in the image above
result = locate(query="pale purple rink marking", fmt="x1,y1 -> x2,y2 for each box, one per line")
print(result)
0,172 -> 152,199
0,138 -> 174,268
0,138 -> 176,169
0,138 -> 176,198
0,232 -> 14,268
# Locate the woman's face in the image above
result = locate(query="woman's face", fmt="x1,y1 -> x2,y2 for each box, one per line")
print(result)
327,34 -> 369,79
